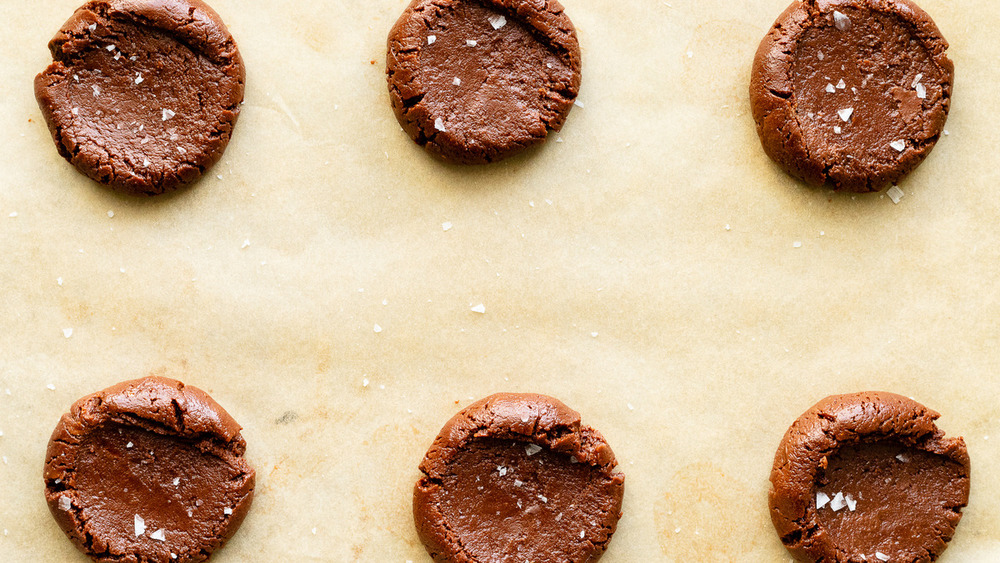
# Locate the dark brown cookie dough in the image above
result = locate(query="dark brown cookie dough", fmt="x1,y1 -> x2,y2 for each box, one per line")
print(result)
44,376 -> 255,563
387,0 -> 581,165
35,0 -> 245,196
750,0 -> 953,192
769,392 -> 970,562
414,393 -> 624,562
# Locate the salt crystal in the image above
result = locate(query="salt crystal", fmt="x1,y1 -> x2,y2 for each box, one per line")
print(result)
134,514 -> 146,537
59,496 -> 72,511
107,210 -> 114,218
915,83 -> 926,99
63,328 -> 73,339
817,51 -> 825,60
47,383 -> 56,390
143,158 -> 150,167
826,83 -> 836,93
498,466 -> 507,477
135,73 -> 144,85
92,85 -> 101,97
911,73 -> 923,88
434,118 -> 446,132
150,529 -> 166,541
362,378 -> 369,387
106,44 -> 116,51
574,100 -> 585,108
489,15 -> 507,29
538,494 -> 548,503
845,494 -> 857,511
442,222 -> 453,231
886,186 -> 904,204
452,77 -> 461,86
875,553 -> 890,562
524,444 -> 542,456
176,146 -> 186,154
466,39 -> 477,47
591,332 -> 599,338
837,79 -> 846,89
520,414 -> 529,423
793,241 -> 802,248
73,74 -> 79,82
161,109 -> 176,121
895,453 -> 909,463
514,479 -> 524,487
72,107 -> 79,115
837,108 -> 854,122
126,442 -> 133,448
830,492 -> 847,511
890,140 -> 906,152
88,24 -> 96,31
834,126 -> 842,134
173,477 -> 180,486
427,35 -> 436,45
470,304 -> 486,314
580,530 -> 585,539
555,512 -> 563,521
817,491 -> 832,509
224,507 -> 233,515
833,11 -> 851,30
373,324 -> 383,333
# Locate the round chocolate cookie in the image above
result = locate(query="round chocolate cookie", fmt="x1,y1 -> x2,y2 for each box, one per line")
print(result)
44,376 -> 255,563
414,393 -> 624,562
35,0 -> 245,196
750,0 -> 953,192
387,0 -> 581,165
769,392 -> 970,562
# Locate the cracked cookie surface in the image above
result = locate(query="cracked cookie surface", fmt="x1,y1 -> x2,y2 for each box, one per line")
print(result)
414,393 -> 624,563
44,376 -> 255,563
768,392 -> 970,562
35,0 -> 245,196
387,0 -> 581,165
750,0 -> 953,192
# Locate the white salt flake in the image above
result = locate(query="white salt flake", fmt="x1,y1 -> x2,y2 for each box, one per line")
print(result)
834,126 -> 842,134
362,378 -> 370,387
524,444 -> 542,456
434,117 -> 446,132
173,477 -> 180,486
88,24 -> 97,31
466,39 -> 478,47
59,496 -> 73,511
915,83 -> 926,99
817,51 -> 825,61
498,466 -> 508,477
126,441 -> 134,448
837,107 -> 854,122
470,303 -> 486,314
57,277 -> 64,286
837,79 -> 846,89
71,107 -> 79,115
538,494 -> 548,503
161,109 -> 176,121
63,328 -> 73,339
890,140 -> 906,152
106,44 -> 116,51
176,146 -> 186,154
107,210 -> 114,218
830,492 -> 847,512
46,383 -> 56,391
875,553 -> 890,562
452,77 -> 461,86
514,479 -> 524,487
911,73 -> 923,88
845,494 -> 857,511
143,158 -> 151,167
489,15 -> 507,29
134,514 -> 146,537
241,239 -> 251,249
580,530 -> 585,539
895,453 -> 910,463
826,83 -> 836,94
150,529 -> 166,541
135,73 -> 144,85
442,221 -> 453,231
833,10 -> 852,30
886,186 -> 904,204
818,490 -> 834,509
223,507 -> 233,515
574,99 -> 585,108
373,324 -> 383,333
427,35 -> 436,45
92,85 -> 101,97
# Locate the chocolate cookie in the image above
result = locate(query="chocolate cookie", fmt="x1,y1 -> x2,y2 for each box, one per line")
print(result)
387,0 -> 581,165
414,393 -> 624,562
769,392 -> 971,562
44,376 -> 255,563
35,0 -> 245,196
750,0 -> 953,192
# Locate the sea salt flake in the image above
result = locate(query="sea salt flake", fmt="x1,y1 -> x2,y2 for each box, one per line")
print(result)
241,239 -> 251,249
514,479 -> 524,487
442,222 -> 453,231
890,140 -> 906,152
72,107 -> 79,115
434,117 -> 446,132
896,453 -> 910,463
837,79 -> 846,89
427,35 -> 436,45
107,210 -> 114,218
524,444 -> 542,456
875,553 -> 890,562
833,11 -> 852,30
88,24 -> 97,31
47,384 -> 56,390
470,303 -> 486,314
817,51 -> 825,60
63,328 -> 73,338
134,514 -> 146,537
574,99 -> 585,108
911,73 -> 923,88
223,507 -> 233,515
150,529 -> 166,541
452,77 -> 461,86
498,466 -> 508,477
834,126 -> 842,134
538,495 -> 548,503
830,492 -> 847,511
845,494 -> 857,511
126,442 -> 134,448
837,107 -> 854,122
135,73 -> 144,85
176,146 -> 186,154
161,109 -> 176,121
817,491 -> 832,509
59,496 -> 73,511
143,158 -> 151,167
580,530 -> 585,539
826,83 -> 836,93
886,186 -> 904,204
489,15 -> 507,29
373,324 -> 383,333
173,478 -> 180,486
466,39 -> 478,47
915,83 -> 926,99
106,44 -> 116,51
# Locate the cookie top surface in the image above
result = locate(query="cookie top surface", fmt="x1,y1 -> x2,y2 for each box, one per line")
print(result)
414,393 -> 624,562
769,392 -> 970,562
44,376 -> 255,563
35,0 -> 245,196
750,0 -> 953,192
387,0 -> 581,165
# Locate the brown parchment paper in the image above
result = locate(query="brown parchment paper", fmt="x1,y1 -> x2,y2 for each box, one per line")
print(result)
1,0 -> 998,561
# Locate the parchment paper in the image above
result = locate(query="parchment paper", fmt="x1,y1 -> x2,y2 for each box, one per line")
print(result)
1,0 -> 998,561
